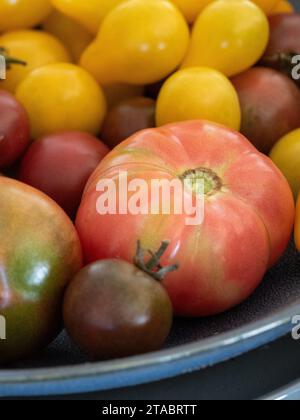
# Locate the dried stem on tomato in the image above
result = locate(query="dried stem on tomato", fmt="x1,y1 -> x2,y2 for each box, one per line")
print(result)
134,240 -> 178,281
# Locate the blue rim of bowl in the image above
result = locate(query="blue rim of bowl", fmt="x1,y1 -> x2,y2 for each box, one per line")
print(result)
0,301 -> 300,397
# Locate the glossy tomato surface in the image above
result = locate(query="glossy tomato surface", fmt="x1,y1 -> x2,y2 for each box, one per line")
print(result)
0,90 -> 30,169
0,177 -> 82,363
19,132 -> 109,218
76,121 -> 294,317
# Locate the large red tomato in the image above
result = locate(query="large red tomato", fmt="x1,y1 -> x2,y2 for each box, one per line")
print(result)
76,121 -> 294,317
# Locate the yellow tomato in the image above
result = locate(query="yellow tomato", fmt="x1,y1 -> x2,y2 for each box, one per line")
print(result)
270,129 -> 300,200
252,0 -> 280,13
80,0 -> 190,85
182,0 -> 269,77
0,0 -> 52,32
0,30 -> 71,93
170,0 -> 213,23
294,194 -> 300,251
16,63 -> 107,139
156,67 -> 241,131
270,0 -> 294,14
51,0 -> 127,34
42,10 -> 93,62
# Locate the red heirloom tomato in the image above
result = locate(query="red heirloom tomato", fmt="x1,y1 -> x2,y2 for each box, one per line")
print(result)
76,121 -> 294,317
19,132 -> 109,218
0,90 -> 30,169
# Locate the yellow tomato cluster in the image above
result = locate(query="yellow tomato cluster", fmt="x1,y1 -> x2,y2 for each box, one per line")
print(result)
0,0 -> 294,141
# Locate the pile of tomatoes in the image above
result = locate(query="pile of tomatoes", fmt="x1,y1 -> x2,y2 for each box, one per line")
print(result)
0,0 -> 300,364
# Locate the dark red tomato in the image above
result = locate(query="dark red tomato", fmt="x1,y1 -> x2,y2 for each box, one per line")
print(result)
19,132 -> 109,218
0,90 -> 30,169
265,14 -> 300,56
261,14 -> 300,83
232,67 -> 300,154
64,259 -> 173,360
101,97 -> 155,148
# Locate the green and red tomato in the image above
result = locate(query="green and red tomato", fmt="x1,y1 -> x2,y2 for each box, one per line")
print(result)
0,177 -> 82,363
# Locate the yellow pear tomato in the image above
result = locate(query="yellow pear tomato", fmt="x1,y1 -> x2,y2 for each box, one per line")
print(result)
0,30 -> 71,93
182,0 -> 269,77
270,0 -> 294,14
170,0 -> 213,23
270,129 -> 300,200
156,67 -> 241,131
42,10 -> 93,62
252,0 -> 280,13
16,63 -> 107,139
51,0 -> 127,34
0,0 -> 52,32
80,0 -> 190,85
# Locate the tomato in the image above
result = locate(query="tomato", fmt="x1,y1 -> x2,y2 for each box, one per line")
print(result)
0,177 -> 82,363
0,0 -> 52,32
294,194 -> 300,251
64,254 -> 173,359
156,67 -> 241,131
19,132 -> 109,218
260,14 -> 300,84
270,0 -> 294,14
270,129 -> 300,200
102,83 -> 145,110
252,0 -> 280,13
0,90 -> 30,169
170,0 -> 213,23
42,10 -> 93,62
101,97 -> 156,149
16,63 -> 107,139
0,30 -> 71,93
52,0 -> 127,34
232,67 -> 300,154
76,121 -> 294,317
182,0 -> 269,77
80,0 -> 190,85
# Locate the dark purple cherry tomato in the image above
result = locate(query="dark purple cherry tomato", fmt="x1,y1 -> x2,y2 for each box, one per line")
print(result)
101,97 -> 155,148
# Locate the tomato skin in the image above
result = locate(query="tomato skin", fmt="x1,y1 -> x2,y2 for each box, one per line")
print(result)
0,0 -> 52,32
0,177 -> 82,363
0,90 -> 30,169
101,97 -> 155,149
76,121 -> 294,317
182,0 -> 269,77
0,30 -> 71,94
232,67 -> 300,154
270,128 -> 300,199
265,14 -> 300,56
16,63 -> 107,139
270,0 -> 294,14
63,260 -> 173,359
80,0 -> 190,85
19,132 -> 109,218
295,194 -> 300,251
